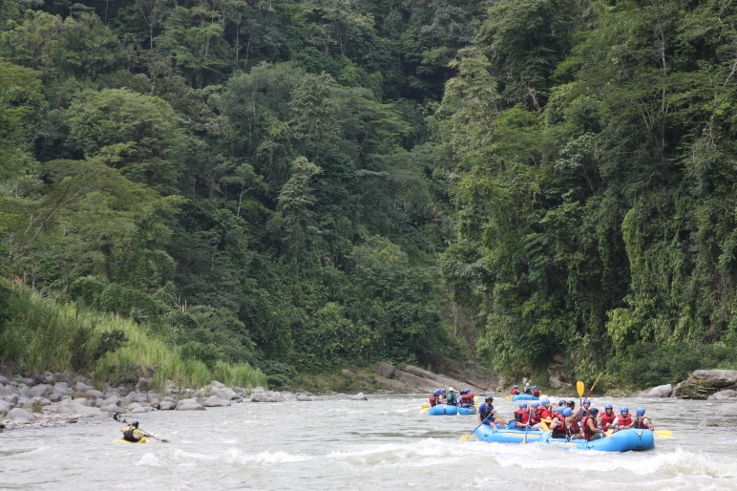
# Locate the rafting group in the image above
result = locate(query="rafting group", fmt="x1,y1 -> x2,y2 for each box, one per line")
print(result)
480,396 -> 654,441
427,387 -> 476,408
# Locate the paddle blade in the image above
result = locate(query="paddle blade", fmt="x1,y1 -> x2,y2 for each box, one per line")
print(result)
576,380 -> 584,397
421,403 -> 430,409
420,407 -> 429,413
654,429 -> 672,438
459,433 -> 474,441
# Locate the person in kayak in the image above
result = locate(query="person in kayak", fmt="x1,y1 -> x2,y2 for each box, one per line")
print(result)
120,421 -> 147,443
632,407 -> 654,430
580,407 -> 604,440
600,403 -> 616,429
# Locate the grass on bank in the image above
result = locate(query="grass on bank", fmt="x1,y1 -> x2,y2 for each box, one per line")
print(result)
0,279 -> 266,390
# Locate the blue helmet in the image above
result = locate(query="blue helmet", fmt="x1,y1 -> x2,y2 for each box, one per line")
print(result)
605,403 -> 613,410
531,401 -> 540,407
620,406 -> 629,413
562,408 -> 573,417
541,399 -> 550,406
519,402 -> 528,409
589,407 -> 599,415
513,385 -> 519,388
636,407 -> 646,417
433,389 -> 441,396
558,400 -> 566,406
555,407 -> 564,414
582,399 -> 591,406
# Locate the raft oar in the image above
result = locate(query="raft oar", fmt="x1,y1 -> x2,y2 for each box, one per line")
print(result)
654,429 -> 672,438
113,413 -> 170,443
581,372 -> 603,405
459,413 -> 495,441
576,380 -> 584,407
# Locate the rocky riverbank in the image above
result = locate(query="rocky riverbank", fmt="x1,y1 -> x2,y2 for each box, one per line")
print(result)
0,371 -> 313,432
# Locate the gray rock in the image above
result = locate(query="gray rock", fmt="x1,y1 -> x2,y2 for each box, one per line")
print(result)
352,392 -> 368,401
646,384 -> 673,398
203,396 -> 231,407
0,375 -> 9,385
74,381 -> 93,392
86,389 -> 103,398
72,397 -> 91,407
16,377 -> 34,385
375,362 -> 396,379
250,390 -> 285,403
159,399 -> 177,410
100,404 -> 121,413
53,382 -> 69,393
0,400 -> 11,415
47,390 -> 65,403
296,392 -> 313,401
675,370 -> 737,399
176,398 -> 205,411
7,408 -> 35,421
3,393 -> 19,405
717,403 -> 737,417
709,389 -> 737,400
129,405 -> 151,414
211,380 -> 226,388
55,401 -> 103,417
29,384 -> 50,398
42,371 -> 55,384
212,387 -> 237,400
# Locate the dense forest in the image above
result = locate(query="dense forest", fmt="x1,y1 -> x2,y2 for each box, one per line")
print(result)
2,0 -> 737,390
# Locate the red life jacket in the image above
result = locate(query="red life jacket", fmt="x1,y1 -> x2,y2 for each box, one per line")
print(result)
582,416 -> 599,440
537,407 -> 551,421
513,409 -> 529,424
511,388 -> 520,395
632,417 -> 648,429
552,415 -> 567,436
600,412 -> 616,427
429,395 -> 436,407
569,420 -> 581,435
532,388 -> 541,397
617,414 -> 632,428
460,392 -> 475,405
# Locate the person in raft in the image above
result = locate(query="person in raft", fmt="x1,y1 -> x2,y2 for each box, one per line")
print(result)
531,386 -> 541,398
478,396 -> 496,425
428,388 -> 441,407
575,407 -> 604,440
444,387 -> 459,406
599,403 -> 617,429
511,384 -> 520,395
459,388 -> 475,408
613,406 -> 633,431
120,421 -> 147,443
631,407 -> 654,431
509,402 -> 531,429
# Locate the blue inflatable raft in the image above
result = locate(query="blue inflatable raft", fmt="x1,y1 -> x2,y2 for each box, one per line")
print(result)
428,404 -> 458,415
427,404 -> 477,415
511,394 -> 539,401
473,426 -> 654,452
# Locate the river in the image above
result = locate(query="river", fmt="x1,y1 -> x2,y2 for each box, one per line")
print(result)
1,395 -> 735,490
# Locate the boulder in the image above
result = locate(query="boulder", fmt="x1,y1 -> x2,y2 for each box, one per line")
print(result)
74,381 -> 94,392
3,393 -> 19,405
352,392 -> 368,401
296,393 -> 313,401
28,384 -> 50,398
0,400 -> 11,415
717,403 -> 737,417
203,396 -> 231,407
86,389 -> 103,398
176,398 -> 205,411
159,399 -> 177,410
250,390 -> 285,403
674,370 -> 737,399
55,401 -> 103,417
42,371 -> 55,384
375,362 -> 396,379
53,382 -> 70,393
129,405 -> 151,414
212,387 -> 237,400
708,389 -> 737,400
211,380 -> 225,388
645,384 -> 673,398
0,375 -> 9,385
6,408 -> 35,421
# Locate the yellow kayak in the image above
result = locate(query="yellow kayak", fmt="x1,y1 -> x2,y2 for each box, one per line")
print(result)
114,437 -> 149,444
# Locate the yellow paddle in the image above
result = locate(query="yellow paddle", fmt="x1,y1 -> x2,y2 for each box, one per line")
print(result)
654,429 -> 672,438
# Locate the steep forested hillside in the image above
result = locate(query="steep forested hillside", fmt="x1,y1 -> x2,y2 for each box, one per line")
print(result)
2,0 -> 737,390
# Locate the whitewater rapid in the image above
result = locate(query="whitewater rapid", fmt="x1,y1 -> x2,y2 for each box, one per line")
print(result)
1,396 -> 735,490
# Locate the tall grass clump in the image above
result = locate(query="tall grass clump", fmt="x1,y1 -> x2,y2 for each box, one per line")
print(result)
0,279 -> 266,390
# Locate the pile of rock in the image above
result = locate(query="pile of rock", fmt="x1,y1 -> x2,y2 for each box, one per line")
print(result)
0,372 -> 315,431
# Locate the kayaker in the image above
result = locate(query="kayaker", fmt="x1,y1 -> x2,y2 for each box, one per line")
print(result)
511,384 -> 520,395
632,407 -> 654,431
581,407 -> 604,440
600,403 -> 616,429
478,396 -> 496,425
614,406 -> 633,430
120,421 -> 147,443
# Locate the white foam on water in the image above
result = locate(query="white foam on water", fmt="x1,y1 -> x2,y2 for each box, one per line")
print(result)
137,452 -> 161,467
223,447 -> 312,465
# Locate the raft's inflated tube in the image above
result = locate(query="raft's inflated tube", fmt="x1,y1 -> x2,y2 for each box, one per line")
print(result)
473,427 -> 654,452
427,404 -> 458,415
511,394 -> 539,401
457,406 -> 477,415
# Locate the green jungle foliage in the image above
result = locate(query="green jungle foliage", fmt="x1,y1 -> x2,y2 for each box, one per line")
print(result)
2,0 -> 737,390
